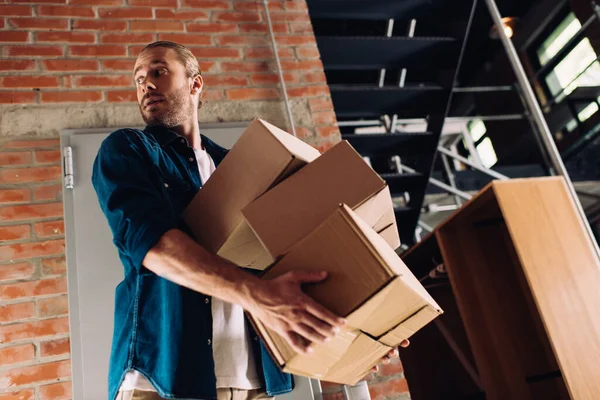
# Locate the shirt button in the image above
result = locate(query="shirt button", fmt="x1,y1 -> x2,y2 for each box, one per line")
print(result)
207,339 -> 212,345
163,183 -> 169,188
180,138 -> 185,144
189,157 -> 194,162
254,336 -> 259,341
205,298 -> 210,304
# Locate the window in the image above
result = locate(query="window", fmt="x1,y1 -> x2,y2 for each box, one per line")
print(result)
537,12 -> 600,102
467,119 -> 498,168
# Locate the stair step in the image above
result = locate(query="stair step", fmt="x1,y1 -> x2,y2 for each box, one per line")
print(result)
317,36 -> 457,70
306,0 -> 436,20
380,172 -> 427,194
342,132 -> 437,158
331,85 -> 448,118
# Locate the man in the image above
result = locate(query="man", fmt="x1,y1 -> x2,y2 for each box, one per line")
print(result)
93,41 -> 404,400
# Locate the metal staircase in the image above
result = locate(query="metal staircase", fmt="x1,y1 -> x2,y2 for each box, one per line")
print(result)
306,0 -> 477,246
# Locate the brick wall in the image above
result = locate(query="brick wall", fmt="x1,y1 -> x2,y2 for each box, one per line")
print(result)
0,1 -> 409,399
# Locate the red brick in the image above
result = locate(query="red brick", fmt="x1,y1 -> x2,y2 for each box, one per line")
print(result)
70,0 -> 122,4
288,85 -> 329,98
0,360 -> 71,389
275,35 -> 316,46
309,97 -> 334,112
222,61 -> 270,73
0,92 -> 36,105
0,152 -> 31,166
0,262 -> 34,282
280,59 -> 322,71
322,394 -> 344,400
101,59 -> 134,72
73,75 -> 132,88
378,358 -> 404,376
9,18 -> 68,30
41,91 -> 102,103
37,295 -> 68,317
316,125 -> 340,138
180,0 -> 230,9
0,189 -> 30,204
100,33 -> 154,44
204,75 -> 248,87
72,19 -> 126,31
234,1 -> 284,11
98,7 -> 153,19
130,21 -> 184,32
226,88 -> 278,101
286,1 -> 308,11
314,139 -> 337,153
33,150 -> 60,164
312,111 -> 337,125
0,344 -> 35,366
0,60 -> 35,72
0,6 -> 32,16
239,23 -> 287,34
37,31 -> 95,43
289,22 -> 312,34
0,240 -> 65,262
1,76 -> 59,89
0,277 -> 67,300
0,225 -> 31,241
128,45 -> 145,56
42,59 -> 97,72
0,316 -> 69,343
244,47 -> 294,59
39,381 -> 72,400
0,32 -> 30,43
0,389 -> 34,400
189,47 -> 240,59
200,61 -> 217,73
294,127 -> 314,140
69,45 -> 126,57
38,5 -> 94,17
156,34 -> 212,46
0,302 -> 35,323
6,46 -> 63,57
106,91 -> 136,102
186,22 -> 237,33
33,185 -> 61,201
269,12 -> 310,22
368,378 -> 409,399
296,47 -> 320,59
130,0 -> 177,5
2,139 -> 59,150
302,71 -> 327,84
320,381 -> 343,390
250,72 -> 299,85
8,0 -> 67,3
40,338 -> 70,357
202,89 -> 224,101
0,166 -> 61,184
156,9 -> 209,21
34,220 -> 64,238
213,11 -> 261,22
0,203 -> 63,222
41,257 -> 66,276
215,35 -> 268,46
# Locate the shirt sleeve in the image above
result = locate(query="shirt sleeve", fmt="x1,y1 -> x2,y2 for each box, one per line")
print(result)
92,129 -> 178,273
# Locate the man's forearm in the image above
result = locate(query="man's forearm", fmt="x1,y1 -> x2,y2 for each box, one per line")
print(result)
142,228 -> 261,308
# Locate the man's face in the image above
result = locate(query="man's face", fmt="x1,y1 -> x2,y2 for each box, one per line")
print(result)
133,47 -> 198,128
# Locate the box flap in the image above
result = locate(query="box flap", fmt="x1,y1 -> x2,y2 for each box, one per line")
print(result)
379,305 -> 442,347
184,119 -> 319,254
377,223 -> 401,250
322,333 -> 392,385
216,220 -> 274,270
345,276 -> 435,337
243,140 -> 386,259
261,204 -> 395,317
353,185 -> 400,248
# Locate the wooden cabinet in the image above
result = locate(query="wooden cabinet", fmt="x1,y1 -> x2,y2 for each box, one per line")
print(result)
400,177 -> 600,400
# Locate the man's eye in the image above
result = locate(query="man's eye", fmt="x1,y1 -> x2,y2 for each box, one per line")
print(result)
156,68 -> 167,76
135,76 -> 144,85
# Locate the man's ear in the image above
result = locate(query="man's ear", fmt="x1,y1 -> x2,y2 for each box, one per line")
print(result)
191,74 -> 203,95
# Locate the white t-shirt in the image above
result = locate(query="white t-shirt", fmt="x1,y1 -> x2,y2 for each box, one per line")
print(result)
119,142 -> 260,393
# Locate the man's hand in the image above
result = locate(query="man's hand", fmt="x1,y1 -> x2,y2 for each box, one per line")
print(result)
371,340 -> 410,373
245,270 -> 346,355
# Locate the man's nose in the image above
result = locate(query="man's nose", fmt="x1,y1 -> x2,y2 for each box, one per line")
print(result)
142,80 -> 156,93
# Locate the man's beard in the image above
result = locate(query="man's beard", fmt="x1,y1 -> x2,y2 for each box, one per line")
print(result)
140,84 -> 192,128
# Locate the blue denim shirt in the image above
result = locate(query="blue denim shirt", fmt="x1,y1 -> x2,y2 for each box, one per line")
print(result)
92,126 -> 292,400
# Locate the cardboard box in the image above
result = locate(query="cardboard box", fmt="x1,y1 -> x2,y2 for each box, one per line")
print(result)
242,140 -> 401,266
183,119 -> 320,268
250,204 -> 442,384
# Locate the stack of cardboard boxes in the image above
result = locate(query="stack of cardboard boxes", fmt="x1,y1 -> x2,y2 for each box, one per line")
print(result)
184,119 -> 442,385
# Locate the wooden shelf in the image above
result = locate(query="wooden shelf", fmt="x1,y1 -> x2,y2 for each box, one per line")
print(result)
401,178 -> 600,400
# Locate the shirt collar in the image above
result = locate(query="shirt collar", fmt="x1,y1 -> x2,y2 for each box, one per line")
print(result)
143,125 -> 181,147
